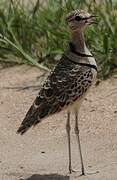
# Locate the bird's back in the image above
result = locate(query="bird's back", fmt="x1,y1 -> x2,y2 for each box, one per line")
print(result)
17,55 -> 95,134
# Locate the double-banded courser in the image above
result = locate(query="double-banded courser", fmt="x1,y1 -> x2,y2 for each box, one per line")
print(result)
17,9 -> 97,175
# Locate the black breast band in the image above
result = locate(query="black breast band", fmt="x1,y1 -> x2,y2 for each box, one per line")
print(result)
64,55 -> 97,71
68,42 -> 97,71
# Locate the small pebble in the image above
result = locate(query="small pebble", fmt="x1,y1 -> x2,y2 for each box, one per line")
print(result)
20,166 -> 24,169
41,151 -> 45,154
90,109 -> 95,112
88,165 -> 92,168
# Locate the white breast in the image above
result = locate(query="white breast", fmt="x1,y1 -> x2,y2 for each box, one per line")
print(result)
85,47 -> 97,79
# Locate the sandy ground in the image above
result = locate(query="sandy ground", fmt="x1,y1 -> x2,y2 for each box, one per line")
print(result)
0,65 -> 117,180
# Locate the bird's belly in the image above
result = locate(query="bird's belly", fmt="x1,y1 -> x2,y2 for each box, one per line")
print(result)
64,93 -> 87,112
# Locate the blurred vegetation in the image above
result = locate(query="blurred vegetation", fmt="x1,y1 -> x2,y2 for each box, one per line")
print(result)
0,0 -> 117,78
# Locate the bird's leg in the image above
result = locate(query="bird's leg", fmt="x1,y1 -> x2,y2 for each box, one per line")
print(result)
74,108 -> 85,176
66,111 -> 73,174
74,109 -> 99,176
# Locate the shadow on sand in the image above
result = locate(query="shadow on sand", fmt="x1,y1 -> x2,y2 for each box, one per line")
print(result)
24,174 -> 69,180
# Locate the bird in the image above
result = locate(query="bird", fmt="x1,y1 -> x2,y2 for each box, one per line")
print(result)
17,9 -> 97,176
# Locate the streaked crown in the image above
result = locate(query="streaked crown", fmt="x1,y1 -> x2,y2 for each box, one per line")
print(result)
65,9 -> 97,31
66,10 -> 90,23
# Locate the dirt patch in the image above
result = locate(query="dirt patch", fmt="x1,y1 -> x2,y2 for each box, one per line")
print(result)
0,65 -> 117,180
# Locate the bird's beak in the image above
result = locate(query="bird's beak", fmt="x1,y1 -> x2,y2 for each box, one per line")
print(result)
88,15 -> 98,25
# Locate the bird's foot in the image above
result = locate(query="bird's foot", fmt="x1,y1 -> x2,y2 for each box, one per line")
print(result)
69,168 -> 80,174
69,167 -> 99,176
78,170 -> 86,176
78,167 -> 86,176
79,170 -> 99,177
86,170 -> 99,175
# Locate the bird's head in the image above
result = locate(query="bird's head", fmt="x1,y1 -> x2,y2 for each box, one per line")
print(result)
66,9 -> 97,32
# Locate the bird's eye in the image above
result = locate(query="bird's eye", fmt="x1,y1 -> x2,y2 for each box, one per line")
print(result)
75,16 -> 82,21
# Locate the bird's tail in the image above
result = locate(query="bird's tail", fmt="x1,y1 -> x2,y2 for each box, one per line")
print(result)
17,104 -> 40,135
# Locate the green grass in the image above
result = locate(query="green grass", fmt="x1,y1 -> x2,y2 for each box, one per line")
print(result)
0,0 -> 117,78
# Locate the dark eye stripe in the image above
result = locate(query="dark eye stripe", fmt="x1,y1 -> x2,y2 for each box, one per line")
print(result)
75,16 -> 91,21
81,17 -> 91,20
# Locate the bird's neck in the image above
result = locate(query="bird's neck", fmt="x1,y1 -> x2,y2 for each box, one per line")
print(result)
71,30 -> 86,53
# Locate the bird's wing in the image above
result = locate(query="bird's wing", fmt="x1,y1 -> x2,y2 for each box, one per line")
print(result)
17,55 -> 93,134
